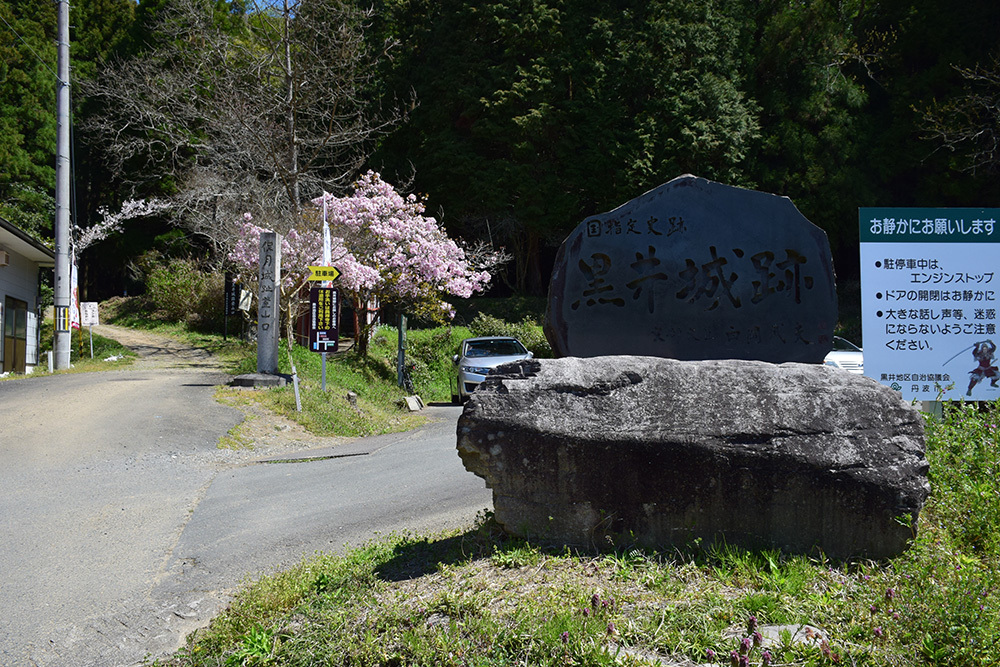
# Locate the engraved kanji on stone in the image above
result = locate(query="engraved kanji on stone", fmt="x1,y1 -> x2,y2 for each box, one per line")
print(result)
675,246 -> 742,310
572,253 -> 625,309
751,249 -> 814,304
625,246 -> 670,313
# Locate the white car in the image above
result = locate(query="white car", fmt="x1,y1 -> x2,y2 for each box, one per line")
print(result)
451,336 -> 533,403
824,336 -> 864,374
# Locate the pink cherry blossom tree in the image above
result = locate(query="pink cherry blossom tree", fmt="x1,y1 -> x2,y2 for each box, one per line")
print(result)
229,172 -> 504,355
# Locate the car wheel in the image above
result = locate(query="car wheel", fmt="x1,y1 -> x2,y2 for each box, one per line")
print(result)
451,390 -> 461,405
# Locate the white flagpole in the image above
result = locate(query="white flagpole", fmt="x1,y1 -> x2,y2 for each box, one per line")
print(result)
321,195 -> 331,391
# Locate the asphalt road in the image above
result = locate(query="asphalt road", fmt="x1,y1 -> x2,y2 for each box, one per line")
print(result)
0,349 -> 491,666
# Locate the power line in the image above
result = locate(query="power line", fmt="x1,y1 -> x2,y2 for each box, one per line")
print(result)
0,9 -> 64,83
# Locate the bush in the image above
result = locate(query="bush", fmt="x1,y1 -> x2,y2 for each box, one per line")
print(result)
468,313 -> 553,358
143,256 -> 224,330
447,295 -> 547,326
370,324 -> 473,402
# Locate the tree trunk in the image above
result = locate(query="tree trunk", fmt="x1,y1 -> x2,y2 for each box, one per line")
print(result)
283,0 -> 301,213
523,229 -> 544,296
352,296 -> 367,356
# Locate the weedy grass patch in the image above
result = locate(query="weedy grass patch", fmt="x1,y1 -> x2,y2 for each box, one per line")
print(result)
19,317 -> 137,377
153,403 -> 1000,667
226,342 -> 429,438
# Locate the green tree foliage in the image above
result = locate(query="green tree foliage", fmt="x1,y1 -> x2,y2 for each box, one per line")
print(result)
372,0 -> 999,286
0,0 -> 57,236
742,0 -> 880,256
373,0 -> 760,294
868,0 -> 1000,202
0,0 -> 134,244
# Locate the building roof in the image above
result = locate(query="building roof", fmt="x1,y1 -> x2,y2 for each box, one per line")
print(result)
0,216 -> 56,266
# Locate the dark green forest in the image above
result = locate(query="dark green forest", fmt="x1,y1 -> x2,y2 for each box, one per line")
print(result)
2,0 -> 998,298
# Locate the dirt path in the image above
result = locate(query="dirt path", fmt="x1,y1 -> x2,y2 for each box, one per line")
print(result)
93,324 -> 351,456
92,324 -> 223,371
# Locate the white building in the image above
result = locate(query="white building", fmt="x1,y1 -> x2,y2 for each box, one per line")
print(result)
0,216 -> 55,373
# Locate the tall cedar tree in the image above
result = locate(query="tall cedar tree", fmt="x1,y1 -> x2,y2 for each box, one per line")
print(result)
372,0 -> 759,295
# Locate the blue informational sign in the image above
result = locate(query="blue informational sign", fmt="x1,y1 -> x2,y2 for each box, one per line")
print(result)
309,286 -> 339,353
860,208 -> 1000,401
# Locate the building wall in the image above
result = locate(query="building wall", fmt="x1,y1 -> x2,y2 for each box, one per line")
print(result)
0,247 -> 44,371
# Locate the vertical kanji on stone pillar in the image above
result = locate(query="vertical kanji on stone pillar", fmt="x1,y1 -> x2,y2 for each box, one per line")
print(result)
257,231 -> 282,374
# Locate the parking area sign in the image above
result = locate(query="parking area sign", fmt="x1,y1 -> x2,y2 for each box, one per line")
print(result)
860,208 -> 1000,401
309,286 -> 339,353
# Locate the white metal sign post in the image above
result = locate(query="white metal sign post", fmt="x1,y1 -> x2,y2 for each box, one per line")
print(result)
80,301 -> 99,358
860,208 -> 1000,402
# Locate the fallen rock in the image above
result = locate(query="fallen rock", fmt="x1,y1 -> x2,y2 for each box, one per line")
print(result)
456,356 -> 929,559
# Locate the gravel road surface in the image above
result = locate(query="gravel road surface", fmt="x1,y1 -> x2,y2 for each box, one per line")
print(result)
0,326 -> 490,666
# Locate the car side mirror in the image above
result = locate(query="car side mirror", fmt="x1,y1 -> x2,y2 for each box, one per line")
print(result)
453,354 -> 459,364
527,351 -> 534,359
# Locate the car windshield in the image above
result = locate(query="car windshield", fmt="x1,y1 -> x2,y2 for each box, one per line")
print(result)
464,340 -> 527,358
831,336 -> 862,352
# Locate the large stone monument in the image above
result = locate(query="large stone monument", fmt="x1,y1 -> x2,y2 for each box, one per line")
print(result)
457,357 -> 930,559
545,175 -> 837,363
232,231 -> 285,388
257,231 -> 281,374
459,176 -> 928,559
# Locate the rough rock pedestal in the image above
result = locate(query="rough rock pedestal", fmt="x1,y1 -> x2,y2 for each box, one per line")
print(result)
457,356 -> 929,559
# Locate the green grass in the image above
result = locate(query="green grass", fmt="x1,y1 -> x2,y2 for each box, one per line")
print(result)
149,402 -> 1000,667
222,341 -> 429,437
5,317 -> 138,379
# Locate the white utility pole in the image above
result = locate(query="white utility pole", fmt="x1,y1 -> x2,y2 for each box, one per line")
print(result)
53,0 -> 72,368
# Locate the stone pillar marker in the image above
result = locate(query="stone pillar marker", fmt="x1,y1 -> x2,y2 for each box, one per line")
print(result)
257,231 -> 281,374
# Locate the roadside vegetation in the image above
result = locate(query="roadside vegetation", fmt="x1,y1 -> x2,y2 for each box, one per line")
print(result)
94,294 -> 555,437
11,317 -> 137,379
84,289 -> 985,667
147,401 -> 999,667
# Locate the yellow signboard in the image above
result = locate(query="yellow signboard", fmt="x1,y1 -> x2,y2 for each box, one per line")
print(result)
307,266 -> 341,282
